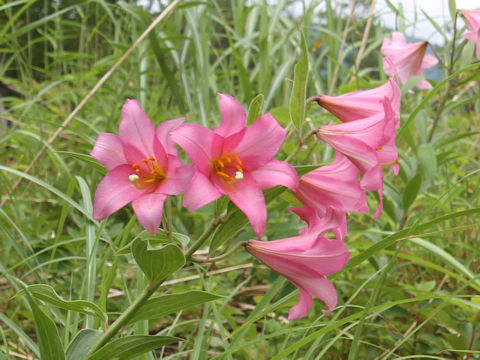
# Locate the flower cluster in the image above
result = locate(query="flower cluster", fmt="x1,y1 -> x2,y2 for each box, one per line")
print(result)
91,31 -> 441,320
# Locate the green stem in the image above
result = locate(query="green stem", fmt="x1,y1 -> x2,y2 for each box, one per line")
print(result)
165,197 -> 173,242
200,241 -> 247,263
87,280 -> 163,355
185,216 -> 226,260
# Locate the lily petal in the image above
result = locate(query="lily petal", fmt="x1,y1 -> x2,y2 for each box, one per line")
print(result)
215,93 -> 247,137
183,171 -> 222,211
171,124 -> 222,174
93,164 -> 144,220
132,193 -> 167,235
215,173 -> 266,237
120,99 -> 155,156
225,113 -> 286,171
156,118 -> 185,155
90,133 -> 126,170
250,159 -> 299,190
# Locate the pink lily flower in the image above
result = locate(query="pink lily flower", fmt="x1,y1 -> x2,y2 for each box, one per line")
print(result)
461,9 -> 480,60
171,93 -> 298,237
381,32 -> 438,89
246,232 -> 350,320
294,152 -> 368,217
290,206 -> 348,242
316,99 -> 398,217
91,99 -> 193,234
316,75 -> 401,129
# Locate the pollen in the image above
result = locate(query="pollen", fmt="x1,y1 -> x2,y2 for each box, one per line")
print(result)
212,154 -> 244,182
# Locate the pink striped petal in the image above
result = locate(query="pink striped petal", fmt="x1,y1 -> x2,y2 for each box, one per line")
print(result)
90,133 -> 126,170
225,113 -> 286,171
119,99 -> 155,156
250,159 -> 299,190
159,160 -> 194,195
132,193 -> 167,234
155,118 -> 185,155
93,165 -> 144,220
215,173 -> 266,237
214,93 -> 247,137
183,171 -> 222,211
171,124 -> 222,174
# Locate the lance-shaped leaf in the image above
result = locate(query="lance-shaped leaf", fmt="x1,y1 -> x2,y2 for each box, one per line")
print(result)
129,291 -> 223,324
66,329 -> 103,360
289,32 -> 309,131
24,284 -> 107,324
132,239 -> 185,283
247,94 -> 264,125
24,292 -> 65,360
86,335 -> 181,360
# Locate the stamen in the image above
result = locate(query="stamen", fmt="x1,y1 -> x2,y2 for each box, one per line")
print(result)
233,154 -> 242,165
376,146 -> 383,151
216,171 -> 233,180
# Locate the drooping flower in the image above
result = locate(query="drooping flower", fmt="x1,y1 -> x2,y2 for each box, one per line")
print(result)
316,98 -> 397,217
91,99 -> 193,234
316,75 -> 401,128
245,231 -> 350,320
171,93 -> 298,237
461,9 -> 480,60
381,32 -> 438,89
290,206 -> 348,242
294,152 -> 368,217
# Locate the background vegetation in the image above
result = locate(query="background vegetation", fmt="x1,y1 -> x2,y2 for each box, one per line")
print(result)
1,0 -> 479,359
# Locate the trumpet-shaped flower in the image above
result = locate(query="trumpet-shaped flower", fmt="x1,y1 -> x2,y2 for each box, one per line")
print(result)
91,99 -> 193,234
381,32 -> 438,89
171,93 -> 298,237
316,75 -> 401,128
246,232 -> 350,320
290,206 -> 348,242
461,9 -> 480,60
316,99 -> 397,217
294,152 -> 368,217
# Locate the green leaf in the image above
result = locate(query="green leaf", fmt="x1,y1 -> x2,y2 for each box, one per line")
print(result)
418,143 -> 437,185
246,94 -> 264,125
129,291 -> 222,324
403,173 -> 422,212
410,238 -> 479,287
56,151 -> 107,174
116,230 -> 190,255
449,0 -> 457,21
131,240 -> 185,283
66,329 -> 103,360
24,292 -> 65,360
86,336 -> 181,360
289,31 -> 309,131
346,209 -> 480,271
24,284 -> 107,325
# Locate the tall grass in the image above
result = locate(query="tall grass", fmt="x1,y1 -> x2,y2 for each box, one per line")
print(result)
1,0 -> 479,359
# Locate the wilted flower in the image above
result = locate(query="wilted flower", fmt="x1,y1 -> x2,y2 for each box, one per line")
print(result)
246,232 -> 350,320
172,94 -> 298,237
461,9 -> 480,60
381,32 -> 438,89
91,99 -> 192,234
